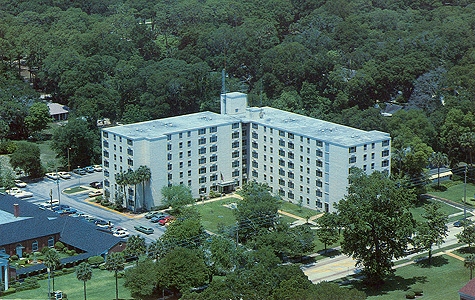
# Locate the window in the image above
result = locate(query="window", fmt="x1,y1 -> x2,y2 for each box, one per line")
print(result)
382,160 -> 389,167
199,167 -> 206,174
316,160 -> 322,167
316,190 -> 323,197
210,165 -> 218,172
48,237 -> 54,247
349,146 -> 356,153
210,126 -> 217,133
279,189 -> 285,196
279,139 -> 285,146
210,155 -> 217,162
167,144 -> 172,151
103,140 -> 109,148
168,173 -> 173,180
180,162 -> 183,168
167,153 -> 172,160
232,170 -> 240,177
288,162 -> 294,169
104,150 -> 109,158
199,147 -> 206,154
316,170 -> 322,177
167,134 -> 171,140
382,140 -> 390,146
198,137 -> 206,145
232,141 -> 239,148
168,163 -> 172,171
279,149 -> 286,156
279,178 -> 285,186
349,156 -> 356,163
210,136 -> 217,143
252,132 -> 258,139
198,128 -> 206,135
187,141 -> 192,147
252,170 -> 258,177
188,131 -> 192,137
279,169 -> 285,176
288,171 -> 294,179
199,177 -> 206,183
127,148 -> 133,156
179,142 -> 183,149
32,240 -> 38,252
252,142 -> 258,149
363,165 -> 367,171
364,144 -> 367,150
364,154 -> 367,161
199,157 -> 206,164
104,160 -> 109,167
316,150 -> 323,157
188,170 -> 192,176
372,143 -> 375,149
288,152 -> 294,159
288,181 -> 294,188
316,140 -> 323,147
128,158 -> 134,166
127,139 -> 133,146
120,156 -> 123,162
103,132 -> 108,138
188,150 -> 192,157
232,122 -> 240,129
371,163 -> 375,169
371,153 -> 375,159
252,123 -> 258,129
288,142 -> 294,149
232,151 -> 239,158
316,180 -> 323,187
382,150 -> 389,157
210,174 -> 218,181
252,151 -> 258,159
279,159 -> 285,166
232,161 -> 240,167
279,130 -> 285,137
232,132 -> 240,139
252,161 -> 258,168
179,133 -> 183,138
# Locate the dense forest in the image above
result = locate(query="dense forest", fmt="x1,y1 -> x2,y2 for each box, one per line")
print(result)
1,0 -> 475,178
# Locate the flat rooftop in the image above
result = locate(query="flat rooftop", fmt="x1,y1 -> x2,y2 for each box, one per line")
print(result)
104,106 -> 389,147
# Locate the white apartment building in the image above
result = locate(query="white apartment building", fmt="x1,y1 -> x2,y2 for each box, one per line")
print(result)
101,92 -> 390,212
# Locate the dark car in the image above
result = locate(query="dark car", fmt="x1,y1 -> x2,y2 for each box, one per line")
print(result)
89,181 -> 103,189
134,225 -> 154,234
60,207 -> 77,215
454,219 -> 469,227
73,168 -> 86,175
150,215 -> 168,223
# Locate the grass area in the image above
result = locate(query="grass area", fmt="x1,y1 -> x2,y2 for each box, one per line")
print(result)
279,200 -> 321,219
2,268 -> 133,300
428,182 -> 475,207
195,198 -> 239,233
63,186 -> 88,194
348,255 -> 470,300
410,197 -> 462,223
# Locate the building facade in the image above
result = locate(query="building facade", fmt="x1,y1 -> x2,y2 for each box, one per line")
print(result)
101,92 -> 391,212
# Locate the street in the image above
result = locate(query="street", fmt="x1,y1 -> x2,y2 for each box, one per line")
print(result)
18,172 -> 165,243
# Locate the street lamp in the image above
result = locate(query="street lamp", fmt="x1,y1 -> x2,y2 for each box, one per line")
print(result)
67,148 -> 71,172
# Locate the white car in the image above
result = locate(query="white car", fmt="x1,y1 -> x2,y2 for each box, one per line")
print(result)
88,190 -> 103,198
93,165 -> 103,172
113,231 -> 129,238
58,172 -> 71,179
45,173 -> 59,180
14,180 -> 27,188
7,188 -> 33,198
6,187 -> 21,194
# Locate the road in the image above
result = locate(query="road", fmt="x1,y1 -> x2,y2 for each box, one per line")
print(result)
18,172 -> 165,243
303,213 -> 471,283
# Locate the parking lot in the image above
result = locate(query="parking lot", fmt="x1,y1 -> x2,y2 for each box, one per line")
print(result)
13,171 -> 165,243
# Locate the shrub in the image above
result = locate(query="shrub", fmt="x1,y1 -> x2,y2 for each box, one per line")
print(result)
117,271 -> 125,278
41,247 -> 50,254
17,260 -> 26,266
55,241 -> 65,251
88,255 -> 104,267
405,291 -> 415,299
67,250 -> 76,256
3,287 -> 16,295
101,200 -> 111,207
95,198 -> 102,203
10,255 -> 18,261
0,140 -> 16,154
413,288 -> 423,296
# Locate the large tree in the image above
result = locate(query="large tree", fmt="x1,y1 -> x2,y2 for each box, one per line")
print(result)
136,165 -> 151,209
161,184 -> 194,213
413,202 -> 448,265
25,102 -> 52,138
75,262 -> 92,300
316,212 -> 340,251
124,259 -> 159,299
10,141 -> 44,178
457,224 -> 475,252
336,169 -> 416,285
43,248 -> 61,292
124,235 -> 146,265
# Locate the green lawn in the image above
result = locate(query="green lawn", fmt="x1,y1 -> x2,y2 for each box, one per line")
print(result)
279,200 -> 321,219
195,198 -> 239,233
343,255 -> 469,300
429,182 -> 475,207
410,198 -> 463,224
2,268 -> 133,300
63,186 -> 88,194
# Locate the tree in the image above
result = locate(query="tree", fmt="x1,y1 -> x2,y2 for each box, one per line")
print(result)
87,255 -> 104,267
234,181 -> 280,242
75,262 -> 92,300
465,255 -> 475,280
336,169 -> 416,285
430,152 -> 449,188
25,102 -> 51,138
136,165 -> 151,210
124,259 -> 159,299
161,184 -> 194,213
9,141 -> 44,178
157,247 -> 209,295
161,216 -> 205,251
413,202 -> 448,265
316,212 -> 340,251
457,224 -> 475,252
124,235 -> 146,265
104,252 -> 125,300
202,236 -> 238,278
43,248 -> 60,293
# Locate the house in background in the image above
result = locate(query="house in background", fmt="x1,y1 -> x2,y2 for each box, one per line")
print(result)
459,278 -> 475,300
46,102 -> 69,121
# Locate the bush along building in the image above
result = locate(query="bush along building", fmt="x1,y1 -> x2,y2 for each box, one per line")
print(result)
101,92 -> 391,213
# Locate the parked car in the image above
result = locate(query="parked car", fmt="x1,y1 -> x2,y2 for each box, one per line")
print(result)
45,172 -> 59,180
454,219 -> 469,227
150,215 -> 168,223
134,225 -> 154,234
14,180 -> 27,188
10,190 -> 33,198
158,216 -> 175,226
113,231 -> 130,238
89,181 -> 103,189
95,219 -> 111,228
88,190 -> 103,198
145,211 -> 167,219
93,164 -> 103,172
52,204 -> 70,212
73,168 -> 86,175
58,172 -> 71,179
38,199 -> 60,210
84,166 -> 95,173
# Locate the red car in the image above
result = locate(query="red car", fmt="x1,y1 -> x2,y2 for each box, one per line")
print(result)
158,216 -> 175,226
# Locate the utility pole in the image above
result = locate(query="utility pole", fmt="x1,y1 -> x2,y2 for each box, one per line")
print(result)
464,164 -> 468,220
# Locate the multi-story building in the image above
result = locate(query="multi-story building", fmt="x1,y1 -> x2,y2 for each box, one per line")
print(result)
101,92 -> 390,212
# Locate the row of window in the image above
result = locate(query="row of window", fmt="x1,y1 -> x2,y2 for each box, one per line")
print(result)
167,170 -> 240,182
348,140 -> 390,153
349,151 -> 390,164
250,123 -> 325,147
102,132 -> 133,145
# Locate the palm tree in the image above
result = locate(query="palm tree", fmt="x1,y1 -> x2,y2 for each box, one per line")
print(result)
76,262 -> 92,300
104,252 -> 125,300
137,165 -> 151,210
124,235 -> 147,265
125,169 -> 141,213
43,249 -> 60,294
465,255 -> 475,280
430,152 -> 448,188
115,172 -> 126,207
